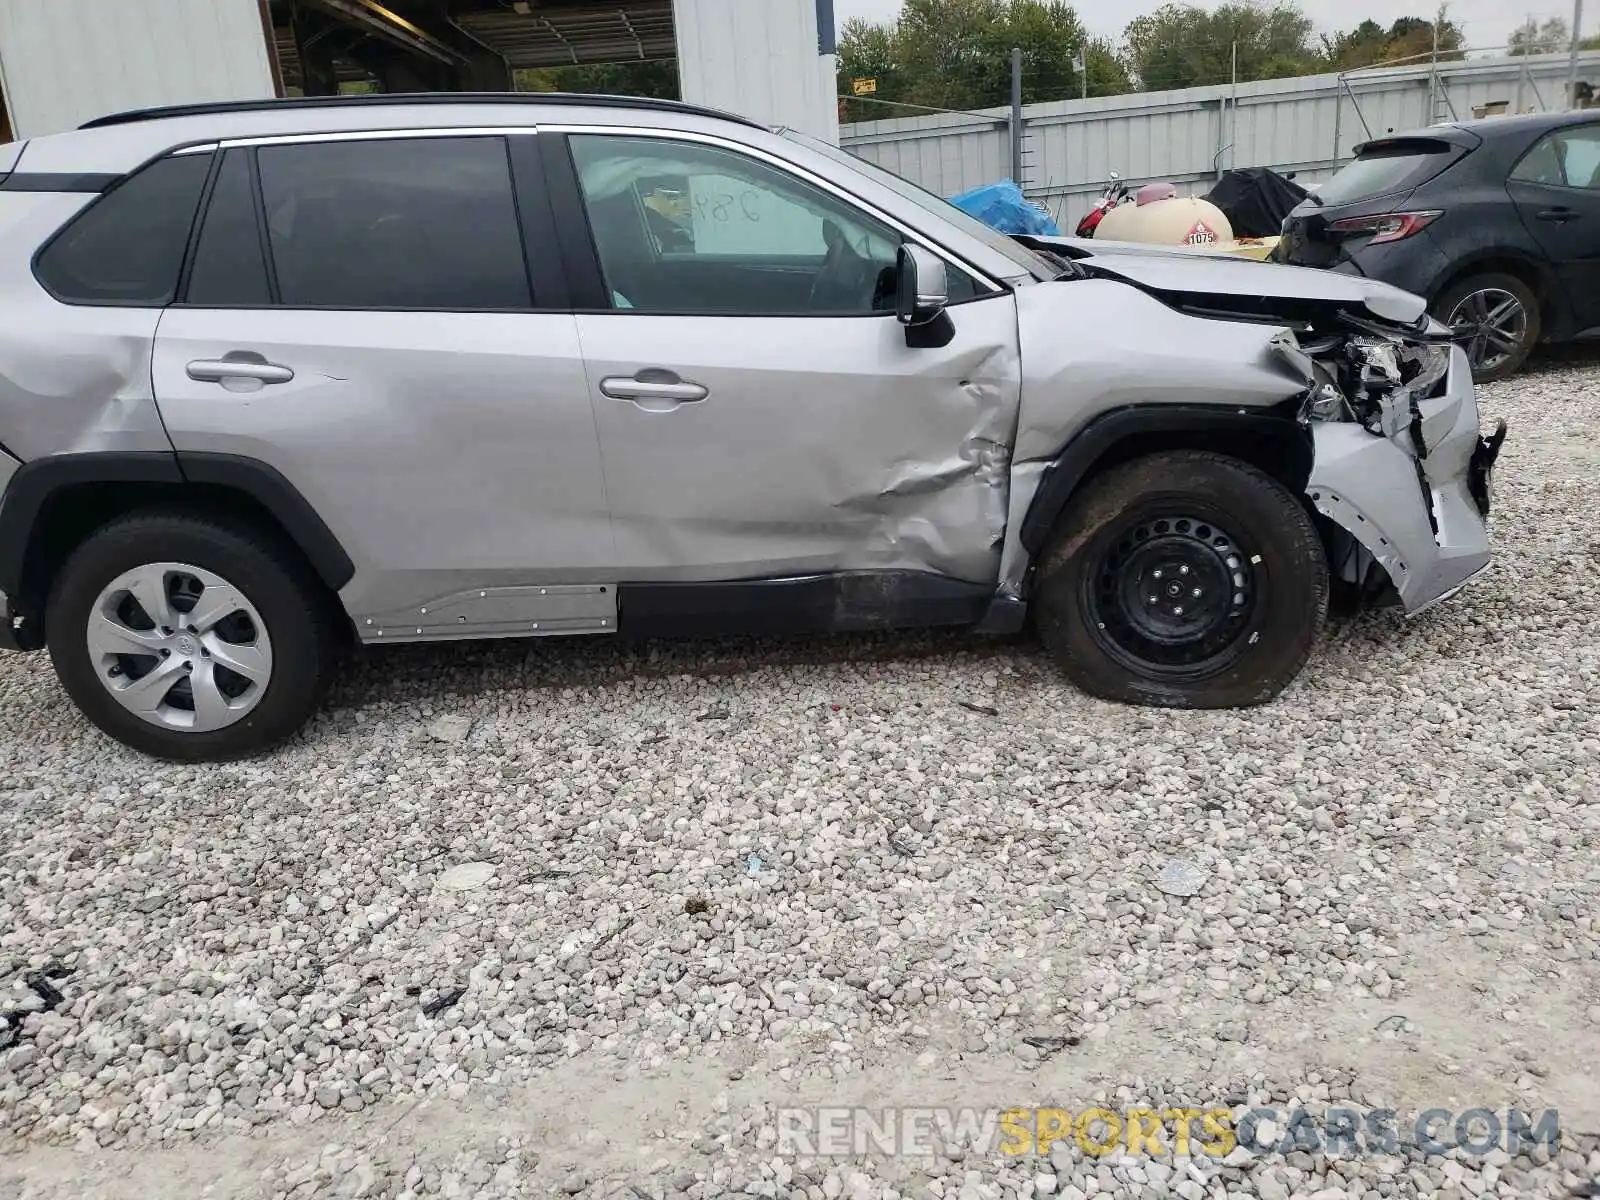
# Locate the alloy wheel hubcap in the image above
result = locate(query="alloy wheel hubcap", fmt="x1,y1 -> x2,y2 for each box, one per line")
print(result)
1088,515 -> 1256,673
1448,288 -> 1528,374
86,562 -> 273,733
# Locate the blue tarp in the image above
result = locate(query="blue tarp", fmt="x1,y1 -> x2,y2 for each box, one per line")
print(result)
947,179 -> 1060,236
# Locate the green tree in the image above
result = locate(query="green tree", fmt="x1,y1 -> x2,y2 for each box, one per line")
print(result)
1316,10 -> 1467,72
836,18 -> 903,122
839,0 -> 1130,119
1380,8 -> 1466,64
1320,19 -> 1389,71
1123,1 -> 1319,91
1509,17 -> 1570,56
514,59 -> 679,101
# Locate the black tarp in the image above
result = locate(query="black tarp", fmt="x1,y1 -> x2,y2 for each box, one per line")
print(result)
1204,168 -> 1310,239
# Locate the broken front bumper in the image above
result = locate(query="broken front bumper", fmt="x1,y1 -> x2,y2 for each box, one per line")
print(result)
1306,346 -> 1500,614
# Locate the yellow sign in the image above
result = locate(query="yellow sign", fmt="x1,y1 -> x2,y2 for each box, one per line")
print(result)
1000,1107 -> 1237,1158
851,77 -> 878,96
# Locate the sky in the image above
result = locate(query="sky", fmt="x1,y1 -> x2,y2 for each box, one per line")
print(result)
832,0 -> 1569,55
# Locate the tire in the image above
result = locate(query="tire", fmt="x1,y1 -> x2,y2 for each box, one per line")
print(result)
1033,451 -> 1328,709
45,510 -> 339,761
1432,272 -> 1541,384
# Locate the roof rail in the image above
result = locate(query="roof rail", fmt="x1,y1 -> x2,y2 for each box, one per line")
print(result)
79,91 -> 762,131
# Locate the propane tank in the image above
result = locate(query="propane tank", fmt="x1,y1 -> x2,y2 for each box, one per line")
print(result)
1096,193 -> 1235,248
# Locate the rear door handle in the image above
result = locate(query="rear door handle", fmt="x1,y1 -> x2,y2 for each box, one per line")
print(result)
1537,207 -> 1579,222
599,371 -> 709,411
186,357 -> 295,386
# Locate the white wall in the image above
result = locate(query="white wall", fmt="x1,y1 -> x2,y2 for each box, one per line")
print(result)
0,0 -> 275,140
673,0 -> 839,141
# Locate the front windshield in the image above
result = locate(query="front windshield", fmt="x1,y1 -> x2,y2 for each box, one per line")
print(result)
781,128 -> 1054,280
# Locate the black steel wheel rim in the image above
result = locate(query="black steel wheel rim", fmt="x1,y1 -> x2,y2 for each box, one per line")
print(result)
1083,512 -> 1258,678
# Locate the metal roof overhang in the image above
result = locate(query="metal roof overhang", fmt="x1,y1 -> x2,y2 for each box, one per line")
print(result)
272,0 -> 678,91
453,2 -> 674,69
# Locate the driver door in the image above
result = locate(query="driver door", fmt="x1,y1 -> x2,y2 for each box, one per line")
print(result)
553,130 -> 1021,587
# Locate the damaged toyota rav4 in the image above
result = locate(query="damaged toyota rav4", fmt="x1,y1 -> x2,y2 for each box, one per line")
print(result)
0,94 -> 1504,760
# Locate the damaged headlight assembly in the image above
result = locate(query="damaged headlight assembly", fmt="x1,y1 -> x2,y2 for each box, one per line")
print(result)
1296,315 -> 1454,449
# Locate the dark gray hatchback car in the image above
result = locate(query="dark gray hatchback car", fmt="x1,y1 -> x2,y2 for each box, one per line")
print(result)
1279,110 -> 1600,381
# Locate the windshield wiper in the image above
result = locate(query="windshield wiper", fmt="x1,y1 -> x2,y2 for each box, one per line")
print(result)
1011,235 -> 1085,279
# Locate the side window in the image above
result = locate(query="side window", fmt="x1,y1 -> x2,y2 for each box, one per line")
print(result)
569,134 -> 914,315
1560,128 -> 1600,190
34,152 -> 212,305
249,136 -> 531,309
1512,126 -> 1600,190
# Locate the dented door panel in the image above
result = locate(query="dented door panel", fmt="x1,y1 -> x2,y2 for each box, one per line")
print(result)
577,295 -> 1021,583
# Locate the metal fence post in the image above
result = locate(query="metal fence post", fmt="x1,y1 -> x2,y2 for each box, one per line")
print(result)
1010,47 -> 1024,184
1332,74 -> 1344,166
1570,0 -> 1587,109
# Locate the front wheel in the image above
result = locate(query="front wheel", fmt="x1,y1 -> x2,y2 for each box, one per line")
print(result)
1033,451 -> 1328,709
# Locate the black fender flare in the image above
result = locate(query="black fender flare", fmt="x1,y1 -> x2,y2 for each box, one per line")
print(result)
0,449 -> 354,602
177,452 -> 354,591
1017,404 -> 1314,558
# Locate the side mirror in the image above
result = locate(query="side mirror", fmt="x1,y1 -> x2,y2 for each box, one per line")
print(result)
896,244 -> 949,327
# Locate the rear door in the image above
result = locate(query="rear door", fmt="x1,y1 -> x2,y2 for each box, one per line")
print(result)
1507,122 -> 1600,333
151,131 -> 615,635
546,129 -> 1022,597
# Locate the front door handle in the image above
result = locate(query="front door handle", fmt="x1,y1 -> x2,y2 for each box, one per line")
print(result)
599,370 -> 709,411
1537,207 -> 1579,222
187,356 -> 295,386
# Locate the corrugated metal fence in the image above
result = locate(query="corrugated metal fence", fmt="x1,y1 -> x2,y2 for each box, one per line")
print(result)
841,50 -> 1600,231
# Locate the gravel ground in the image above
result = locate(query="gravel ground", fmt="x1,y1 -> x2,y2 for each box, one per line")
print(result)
2,353 -> 1598,1200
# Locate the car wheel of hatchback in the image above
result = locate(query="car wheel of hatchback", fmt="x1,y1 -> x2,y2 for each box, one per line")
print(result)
1433,273 -> 1540,384
46,511 -> 339,761
1033,451 -> 1329,709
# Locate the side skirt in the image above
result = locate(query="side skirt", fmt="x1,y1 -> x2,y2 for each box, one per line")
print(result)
619,571 -> 992,639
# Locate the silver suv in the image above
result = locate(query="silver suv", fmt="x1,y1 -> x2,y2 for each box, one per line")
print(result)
0,94 -> 1504,760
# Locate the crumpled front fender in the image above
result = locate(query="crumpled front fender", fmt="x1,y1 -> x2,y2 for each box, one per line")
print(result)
1306,347 -> 1492,612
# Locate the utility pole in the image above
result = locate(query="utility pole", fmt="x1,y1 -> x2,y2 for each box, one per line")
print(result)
1516,11 -> 1531,112
1428,20 -> 1439,122
1010,46 -> 1024,185
1570,0 -> 1586,109
1230,40 -> 1239,171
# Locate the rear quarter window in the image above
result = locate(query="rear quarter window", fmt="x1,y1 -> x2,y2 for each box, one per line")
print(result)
33,152 -> 213,306
1316,140 -> 1463,206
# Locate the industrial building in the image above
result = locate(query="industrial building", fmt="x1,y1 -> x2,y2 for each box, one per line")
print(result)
0,0 -> 840,142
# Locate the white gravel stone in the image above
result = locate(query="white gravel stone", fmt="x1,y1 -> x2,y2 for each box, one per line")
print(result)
1154,859 -> 1208,897
435,861 -> 497,891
